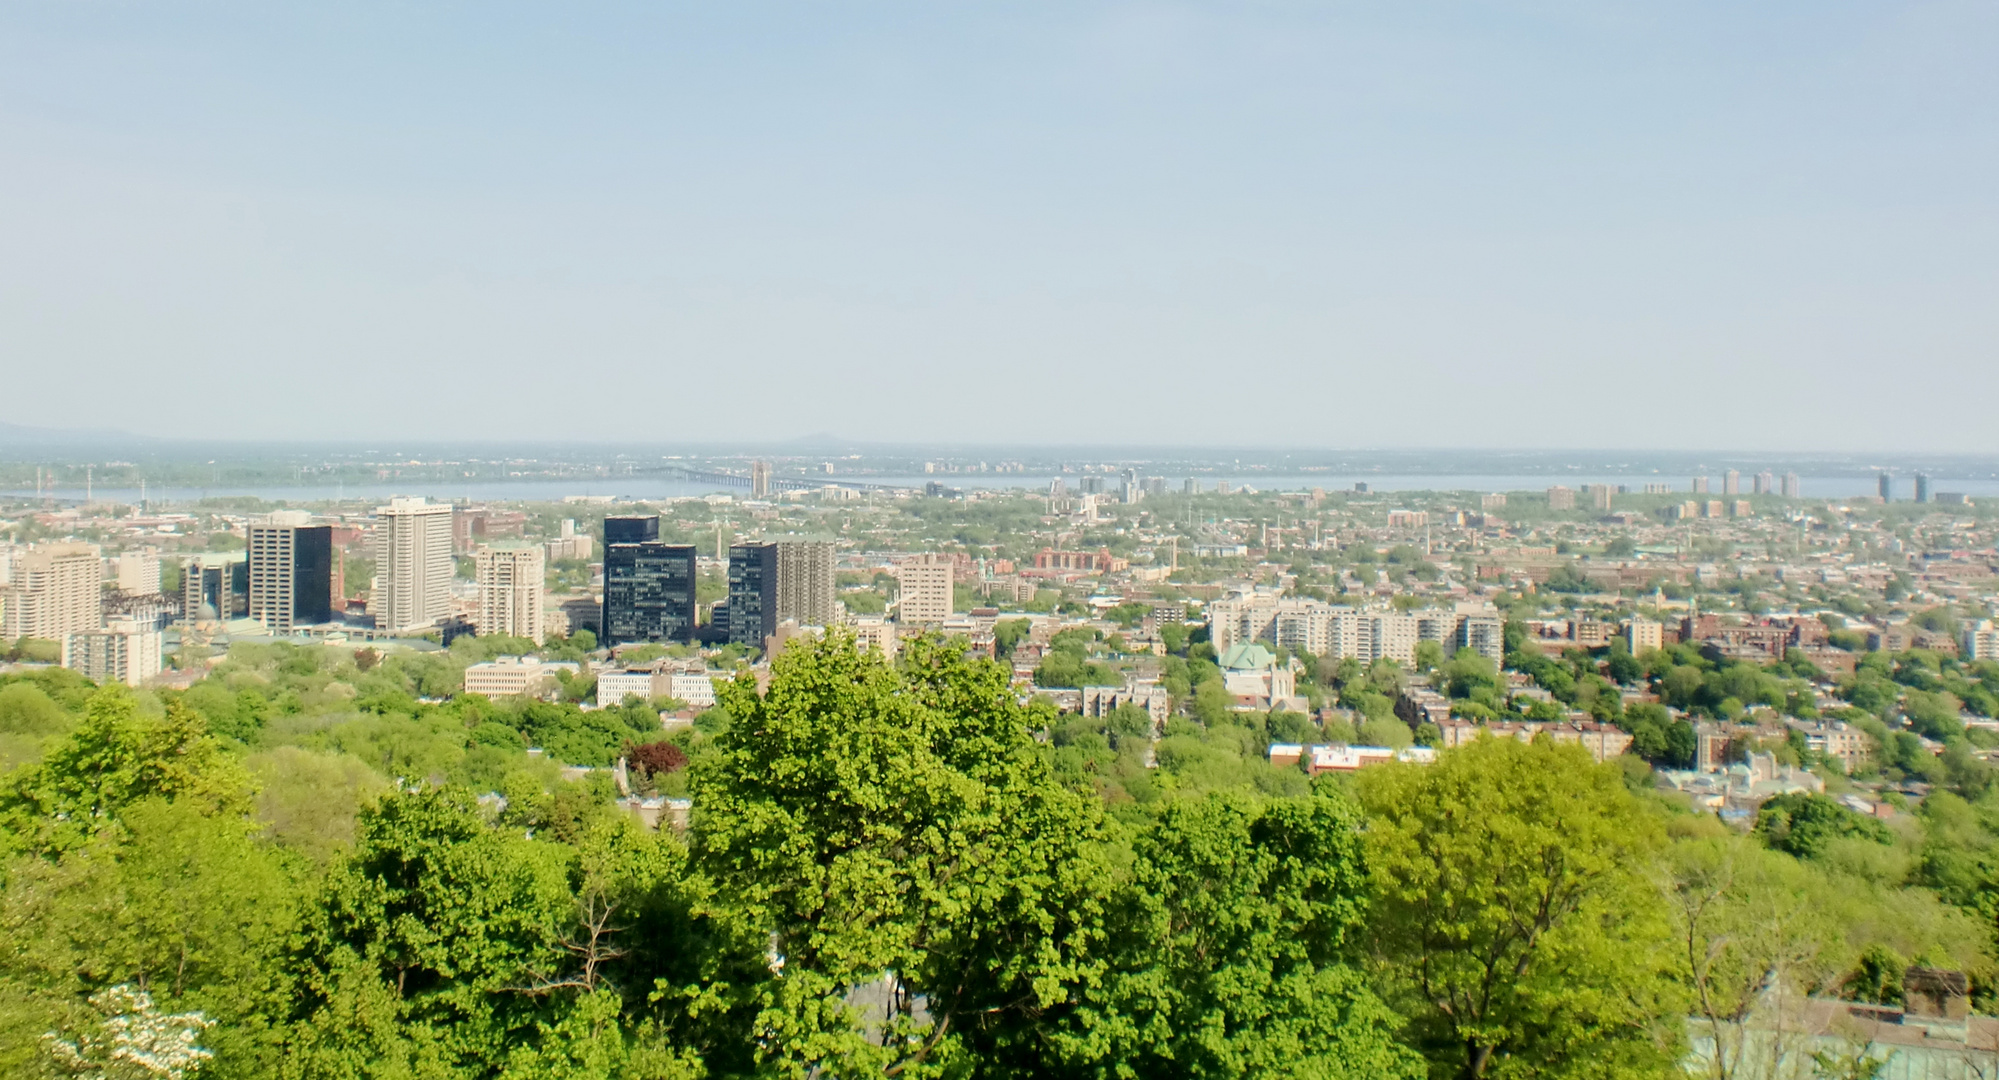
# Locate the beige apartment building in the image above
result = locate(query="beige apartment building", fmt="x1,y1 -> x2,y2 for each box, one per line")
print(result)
895,553 -> 954,624
374,498 -> 454,633
476,541 -> 546,645
1626,617 -> 1664,653
849,614 -> 899,660
113,549 -> 162,596
2,543 -> 103,641
64,618 -> 163,687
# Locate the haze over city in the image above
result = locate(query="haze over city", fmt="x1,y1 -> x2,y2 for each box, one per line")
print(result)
5,2 -> 1997,448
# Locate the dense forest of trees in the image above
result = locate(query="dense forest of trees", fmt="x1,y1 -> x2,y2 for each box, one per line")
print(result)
1,633 -> 1997,1078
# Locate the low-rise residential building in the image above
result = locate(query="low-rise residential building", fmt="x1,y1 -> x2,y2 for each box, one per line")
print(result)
597,668 -> 660,705
1428,719 -> 1633,762
1394,685 -> 1454,730
1267,743 -> 1438,774
465,656 -> 572,698
669,672 -> 717,708
1790,719 -> 1870,773
1079,680 -> 1172,728
1033,548 -> 1128,573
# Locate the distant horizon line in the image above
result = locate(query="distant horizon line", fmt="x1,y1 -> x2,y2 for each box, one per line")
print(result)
0,426 -> 1995,462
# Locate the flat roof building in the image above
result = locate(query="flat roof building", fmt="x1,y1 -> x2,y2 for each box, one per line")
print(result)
476,541 -> 546,645
603,517 -> 697,646
374,498 -> 454,633
2,543 -> 102,642
895,554 -> 954,624
249,516 -> 335,633
63,618 -> 162,687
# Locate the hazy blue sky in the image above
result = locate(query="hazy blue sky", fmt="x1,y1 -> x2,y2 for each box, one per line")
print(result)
3,2 -> 1995,449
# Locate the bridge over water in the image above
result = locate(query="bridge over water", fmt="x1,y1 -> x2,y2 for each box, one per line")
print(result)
635,464 -> 916,494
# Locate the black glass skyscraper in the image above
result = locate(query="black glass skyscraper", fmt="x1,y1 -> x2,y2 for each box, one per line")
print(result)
291,526 -> 334,625
727,542 -> 778,647
602,516 -> 698,645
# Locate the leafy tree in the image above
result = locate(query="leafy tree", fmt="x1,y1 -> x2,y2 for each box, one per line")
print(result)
1543,564 -> 1591,593
692,633 -> 1114,1076
286,785 -> 579,1076
1441,649 -> 1501,702
1754,793 -> 1892,860
1413,640 -> 1445,673
1605,642 -> 1644,685
42,984 -> 216,1080
1060,791 -> 1423,1078
1662,834 -> 1851,1080
623,739 -> 688,788
246,747 -> 392,863
2,799 -> 300,1076
993,617 -> 1031,658
0,689 -> 252,859
1358,736 -> 1681,1079
1193,679 -> 1233,726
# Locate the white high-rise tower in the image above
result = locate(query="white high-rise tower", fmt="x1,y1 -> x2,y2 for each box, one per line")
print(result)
374,498 -> 454,633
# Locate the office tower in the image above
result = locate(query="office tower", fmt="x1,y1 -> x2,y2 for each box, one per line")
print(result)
374,497 -> 454,633
1120,468 -> 1142,505
727,542 -> 777,647
1142,476 -> 1167,496
1723,470 -> 1740,495
1916,473 -> 1930,503
604,514 -> 659,547
750,460 -> 773,499
113,550 -> 162,596
182,553 -> 248,623
1591,485 -> 1613,511
1079,476 -> 1105,495
1545,486 -> 1575,510
1753,471 -> 1773,495
475,541 -> 546,645
602,516 -> 697,645
896,554 -> 954,624
1183,478 -> 1201,495
1049,477 -> 1067,497
1878,473 -> 1892,502
1782,472 -> 1800,498
728,539 -> 836,646
2,543 -> 102,641
248,514 -> 334,633
63,618 -> 162,687
1692,476 -> 1710,494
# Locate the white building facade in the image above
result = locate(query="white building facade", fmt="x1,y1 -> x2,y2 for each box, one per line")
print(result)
374,498 -> 454,633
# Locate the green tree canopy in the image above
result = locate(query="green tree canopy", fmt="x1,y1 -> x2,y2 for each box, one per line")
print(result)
691,632 -> 1114,1077
1357,735 -> 1681,1079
